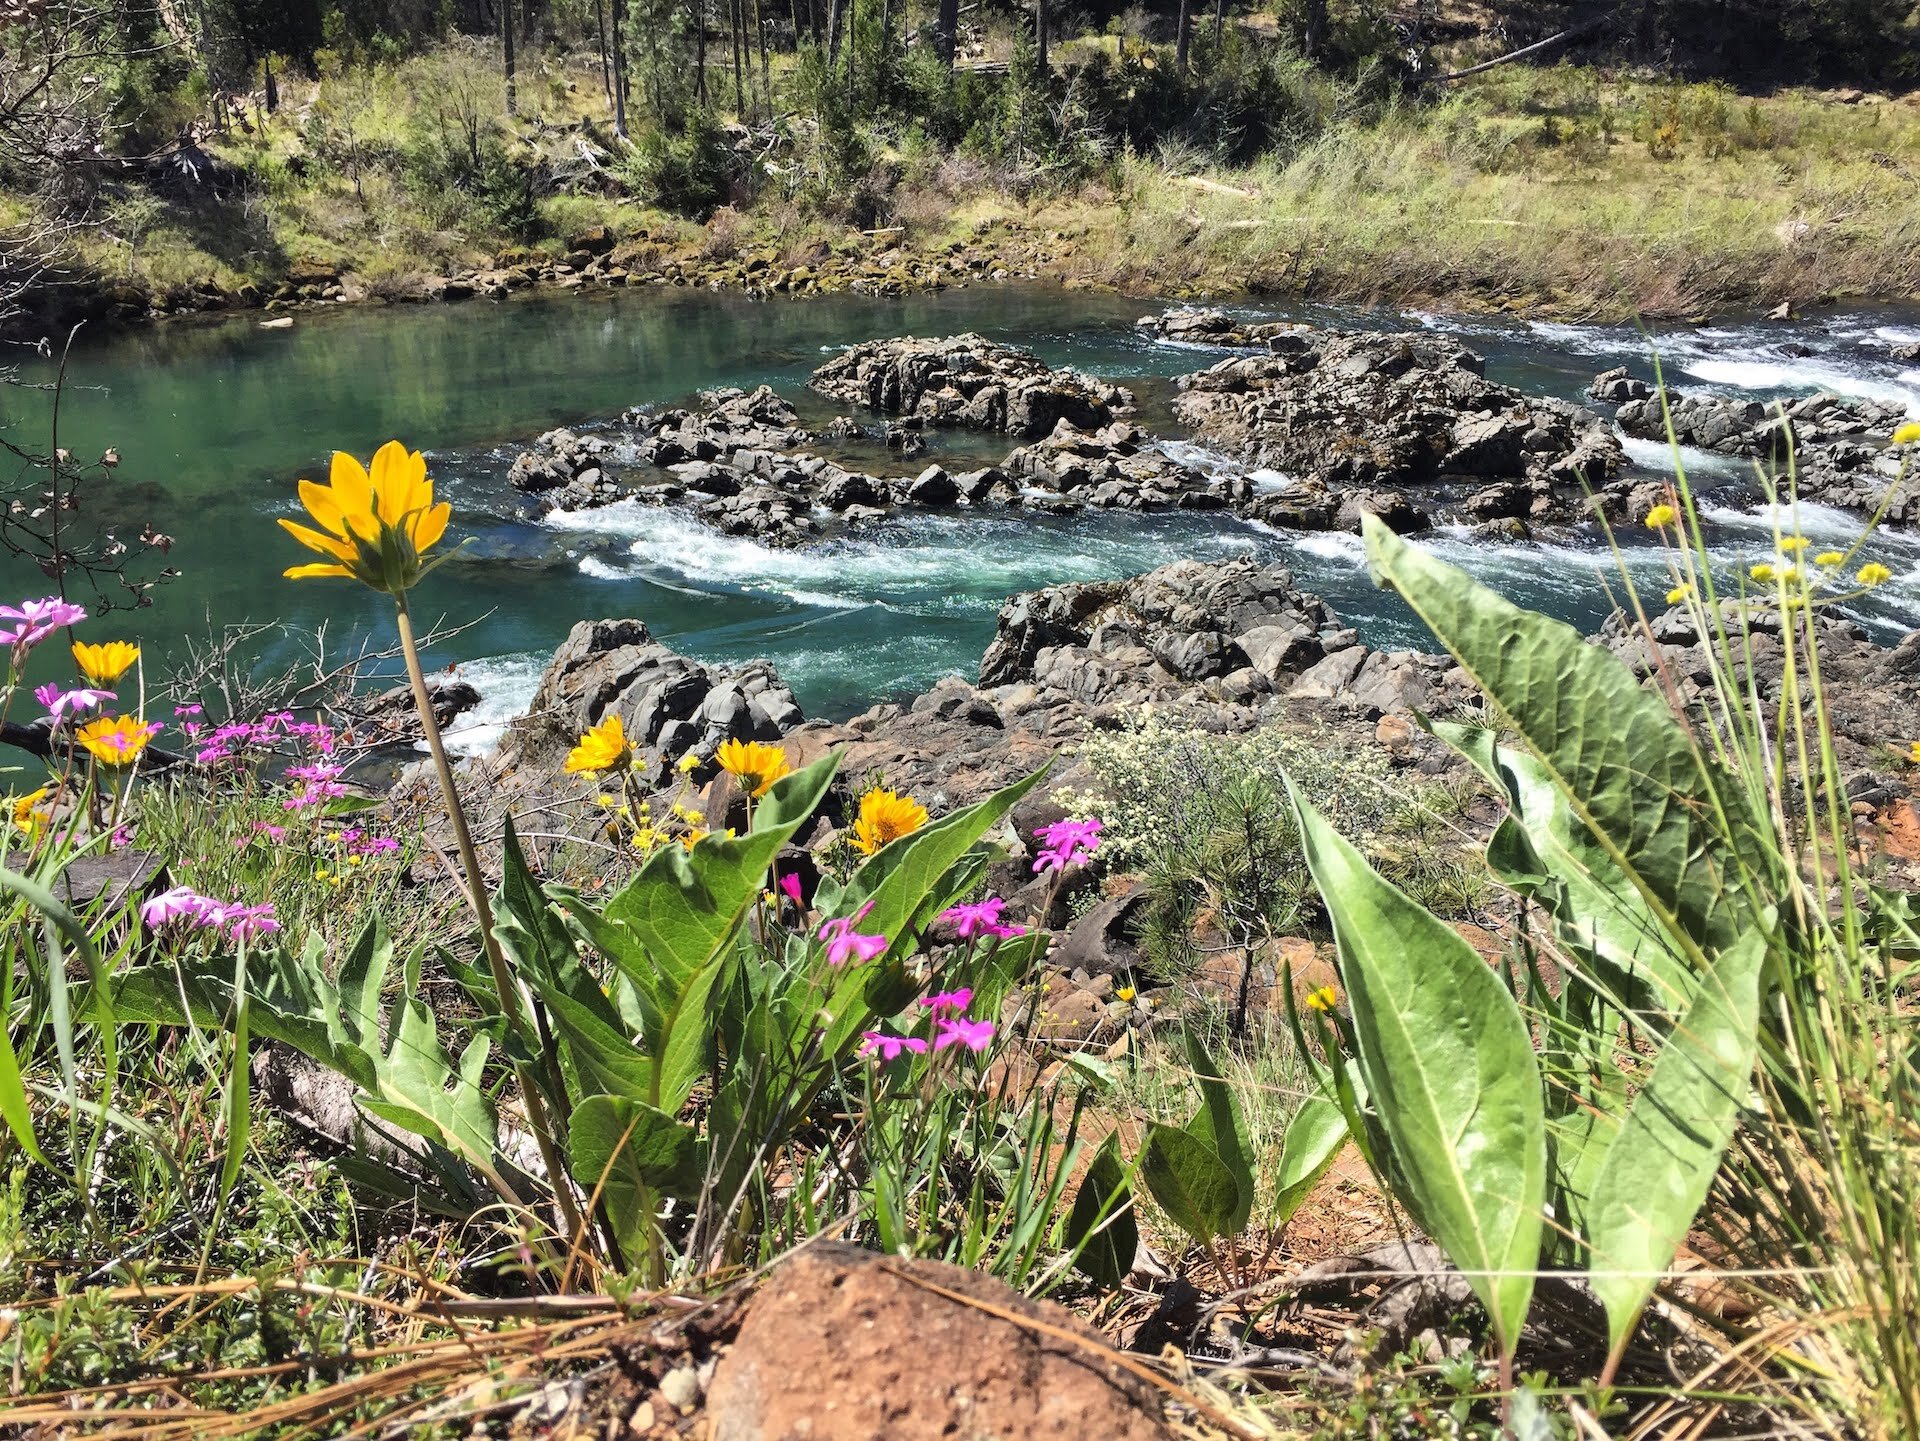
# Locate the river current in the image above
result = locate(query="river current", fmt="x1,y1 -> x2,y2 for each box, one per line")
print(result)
8,285 -> 1920,751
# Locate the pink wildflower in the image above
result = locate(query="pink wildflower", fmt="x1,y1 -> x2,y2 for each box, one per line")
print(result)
0,596 -> 87,651
35,683 -> 114,724
1032,817 -> 1103,874
174,703 -> 203,717
858,1031 -> 930,1061
818,902 -> 887,968
918,987 -> 974,1015
778,872 -> 804,906
940,896 -> 1026,940
220,903 -> 280,944
141,886 -> 221,929
933,1017 -> 997,1053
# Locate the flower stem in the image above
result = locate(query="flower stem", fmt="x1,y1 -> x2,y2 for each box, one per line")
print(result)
392,593 -> 586,1254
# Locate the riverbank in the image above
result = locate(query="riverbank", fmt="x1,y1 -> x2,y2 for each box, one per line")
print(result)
17,55 -> 1920,339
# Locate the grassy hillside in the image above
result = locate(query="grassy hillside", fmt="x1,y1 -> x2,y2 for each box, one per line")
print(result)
39,42 -> 1920,321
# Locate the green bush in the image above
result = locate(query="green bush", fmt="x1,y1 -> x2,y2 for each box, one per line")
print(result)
621,108 -> 737,221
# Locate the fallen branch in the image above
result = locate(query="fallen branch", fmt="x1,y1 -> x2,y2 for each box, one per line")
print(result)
1432,7 -> 1617,84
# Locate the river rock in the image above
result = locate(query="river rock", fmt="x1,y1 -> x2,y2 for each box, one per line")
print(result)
490,618 -> 803,787
810,333 -> 1135,438
509,428 -> 621,501
1172,329 -> 1622,531
1135,306 -> 1315,350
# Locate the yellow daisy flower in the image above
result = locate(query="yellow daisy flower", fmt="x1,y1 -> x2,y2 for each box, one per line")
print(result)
279,441 -> 453,593
564,713 -> 632,775
71,640 -> 139,686
1304,984 -> 1339,1013
715,738 -> 790,798
76,714 -> 158,767
852,787 -> 929,856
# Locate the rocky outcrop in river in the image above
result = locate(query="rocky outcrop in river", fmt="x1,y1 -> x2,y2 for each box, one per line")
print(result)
1135,307 -> 1311,350
1170,324 -> 1624,533
1592,368 -> 1916,523
810,334 -> 1135,438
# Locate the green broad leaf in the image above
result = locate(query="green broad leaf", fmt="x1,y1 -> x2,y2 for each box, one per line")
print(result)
569,1094 -> 704,1256
1271,1095 -> 1348,1231
0,1020 -> 48,1168
1066,1133 -> 1137,1289
1184,1026 -> 1256,1237
538,988 -> 657,1104
1140,1121 -> 1242,1245
494,816 -> 584,990
1365,517 -> 1764,972
1585,926 -> 1767,1364
1287,775 -> 1547,1359
608,753 -> 839,990
1432,720 -> 1697,1017
318,793 -> 386,817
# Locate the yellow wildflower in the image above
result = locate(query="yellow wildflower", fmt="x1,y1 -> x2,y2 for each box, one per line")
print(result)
1908,741 -> 1920,765
1750,563 -> 1776,583
715,738 -> 790,798
279,441 -> 452,593
564,714 -> 632,775
1666,583 -> 1692,605
71,640 -> 139,686
1116,984 -> 1136,1003
1779,535 -> 1810,553
676,750 -> 701,774
852,787 -> 929,856
671,801 -> 703,824
10,786 -> 51,839
1893,422 -> 1920,447
1815,550 -> 1844,567
1858,562 -> 1893,587
1780,566 -> 1801,585
1305,984 -> 1339,1013
681,828 -> 710,849
76,714 -> 158,768
1644,504 -> 1677,529
595,793 -> 615,807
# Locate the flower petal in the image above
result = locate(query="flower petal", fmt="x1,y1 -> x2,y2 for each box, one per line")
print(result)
329,451 -> 378,538
284,562 -> 354,580
278,517 -> 357,561
297,478 -> 351,539
371,441 -> 425,526
410,499 -> 451,554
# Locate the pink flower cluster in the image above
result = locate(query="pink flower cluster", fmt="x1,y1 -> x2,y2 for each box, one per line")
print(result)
35,683 -> 114,725
140,886 -> 280,944
185,710 -> 336,769
1033,817 -> 1103,874
0,596 -> 87,652
860,986 -> 997,1060
282,761 -> 347,810
819,902 -> 889,968
337,827 -> 401,856
939,896 -> 1026,941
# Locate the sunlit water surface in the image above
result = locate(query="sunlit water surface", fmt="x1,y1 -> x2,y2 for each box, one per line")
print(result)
8,286 -> 1919,749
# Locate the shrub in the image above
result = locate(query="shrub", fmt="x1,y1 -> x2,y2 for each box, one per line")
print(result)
620,107 -> 737,220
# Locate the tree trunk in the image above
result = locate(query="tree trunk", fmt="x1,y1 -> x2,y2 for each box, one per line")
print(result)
1175,0 -> 1192,71
845,0 -> 856,111
1304,0 -> 1325,58
611,0 -> 629,135
934,0 -> 957,68
503,0 -> 518,114
826,0 -> 845,62
1033,0 -> 1046,78
753,0 -> 771,118
694,0 -> 709,101
732,0 -> 746,114
263,53 -> 277,113
595,0 -> 613,103
1211,0 -> 1224,48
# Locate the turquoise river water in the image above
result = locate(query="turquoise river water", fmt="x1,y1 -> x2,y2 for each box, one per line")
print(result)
6,284 -> 1920,750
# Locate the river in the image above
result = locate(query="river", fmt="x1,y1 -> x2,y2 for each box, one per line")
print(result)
8,284 -> 1920,750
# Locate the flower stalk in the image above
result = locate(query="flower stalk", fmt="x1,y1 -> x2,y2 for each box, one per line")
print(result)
393,590 -> 586,1251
